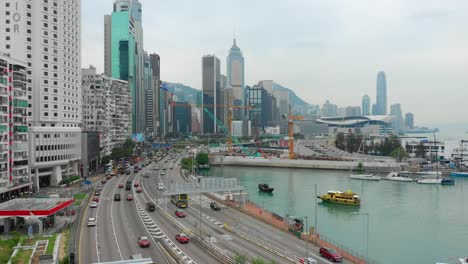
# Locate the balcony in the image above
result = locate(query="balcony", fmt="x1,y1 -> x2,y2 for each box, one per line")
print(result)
0,125 -> 7,133
12,142 -> 28,152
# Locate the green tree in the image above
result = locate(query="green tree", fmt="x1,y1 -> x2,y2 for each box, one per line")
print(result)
181,157 -> 194,172
196,152 -> 209,165
234,255 -> 247,264
252,258 -> 266,264
335,132 -> 346,150
391,147 -> 409,162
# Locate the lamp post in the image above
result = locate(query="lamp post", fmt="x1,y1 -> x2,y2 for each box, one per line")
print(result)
304,216 -> 309,258
353,212 -> 369,262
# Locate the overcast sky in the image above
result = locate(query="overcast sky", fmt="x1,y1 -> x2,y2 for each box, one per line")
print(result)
82,0 -> 468,126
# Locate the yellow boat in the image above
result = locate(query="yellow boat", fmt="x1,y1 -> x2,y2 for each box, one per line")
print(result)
317,190 -> 360,206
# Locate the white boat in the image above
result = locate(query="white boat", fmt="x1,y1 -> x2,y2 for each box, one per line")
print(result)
386,171 -> 413,182
417,178 -> 442,184
350,174 -> 381,181
416,171 -> 442,177
459,257 -> 468,264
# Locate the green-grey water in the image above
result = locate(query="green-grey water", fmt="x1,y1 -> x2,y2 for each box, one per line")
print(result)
211,166 -> 468,264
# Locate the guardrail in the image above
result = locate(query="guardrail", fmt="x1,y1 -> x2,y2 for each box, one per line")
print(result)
223,224 -> 299,263
68,189 -> 92,264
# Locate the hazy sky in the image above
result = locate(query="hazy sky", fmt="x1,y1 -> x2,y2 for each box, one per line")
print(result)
82,0 -> 468,125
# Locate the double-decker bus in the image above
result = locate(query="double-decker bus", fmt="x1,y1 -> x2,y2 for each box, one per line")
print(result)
170,194 -> 188,208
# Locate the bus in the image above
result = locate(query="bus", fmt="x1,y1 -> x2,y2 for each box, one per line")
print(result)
170,194 -> 188,208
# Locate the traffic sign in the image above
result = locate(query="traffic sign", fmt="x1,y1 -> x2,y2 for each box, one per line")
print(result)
84,180 -> 92,185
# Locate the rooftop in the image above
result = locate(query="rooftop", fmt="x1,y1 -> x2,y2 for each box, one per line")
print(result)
0,198 -> 75,217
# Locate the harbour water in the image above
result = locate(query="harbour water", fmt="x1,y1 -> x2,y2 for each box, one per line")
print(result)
211,166 -> 468,264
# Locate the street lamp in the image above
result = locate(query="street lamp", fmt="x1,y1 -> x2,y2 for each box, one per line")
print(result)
353,212 -> 370,262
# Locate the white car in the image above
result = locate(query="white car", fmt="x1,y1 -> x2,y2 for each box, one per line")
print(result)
161,171 -> 165,175
87,218 -> 97,226
154,166 -> 159,171
157,183 -> 165,190
90,201 -> 98,208
300,257 -> 318,264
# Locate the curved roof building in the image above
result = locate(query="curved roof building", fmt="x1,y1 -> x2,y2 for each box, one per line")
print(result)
316,115 -> 394,128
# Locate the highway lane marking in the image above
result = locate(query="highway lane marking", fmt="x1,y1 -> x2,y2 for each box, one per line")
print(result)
94,179 -> 111,263
110,177 -> 124,261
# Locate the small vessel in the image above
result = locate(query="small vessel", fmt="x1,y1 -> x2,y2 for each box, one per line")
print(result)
258,183 -> 274,193
417,178 -> 442,184
416,171 -> 442,177
450,172 -> 468,177
386,171 -> 413,182
317,190 -> 360,206
441,178 -> 454,185
349,174 -> 381,181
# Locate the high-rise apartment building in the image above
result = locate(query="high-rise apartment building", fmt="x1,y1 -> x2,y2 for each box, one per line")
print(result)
405,112 -> 414,129
227,39 -> 244,107
376,71 -> 387,115
202,55 -> 221,134
105,0 -> 146,134
321,100 -> 338,117
81,66 -> 131,158
149,53 -> 160,138
362,94 -> 371,116
0,54 -> 31,200
144,53 -> 153,135
346,106 -> 362,117
1,0 -> 83,188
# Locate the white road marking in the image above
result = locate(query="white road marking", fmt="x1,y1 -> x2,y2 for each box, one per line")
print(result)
110,178 -> 124,260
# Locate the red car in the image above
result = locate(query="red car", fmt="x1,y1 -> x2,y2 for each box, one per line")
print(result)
118,183 -> 124,188
127,194 -> 133,201
175,210 -> 186,218
136,188 -> 142,193
138,236 -> 150,248
319,248 -> 342,262
92,196 -> 99,202
107,175 -> 112,179
134,182 -> 140,187
175,233 -> 190,244
101,179 -> 106,184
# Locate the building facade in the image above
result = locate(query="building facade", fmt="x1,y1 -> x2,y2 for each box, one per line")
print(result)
376,71 -> 387,115
362,94 -> 370,116
172,102 -> 192,137
346,106 -> 362,117
405,112 -> 414,129
227,39 -> 244,107
81,66 -> 131,158
0,54 -> 31,200
104,0 -> 145,134
149,53 -> 160,138
321,100 -> 338,117
202,55 -> 221,134
144,53 -> 153,136
1,0 -> 83,188
390,103 -> 403,132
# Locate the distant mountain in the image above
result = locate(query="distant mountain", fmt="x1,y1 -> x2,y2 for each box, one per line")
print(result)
166,81 -> 317,115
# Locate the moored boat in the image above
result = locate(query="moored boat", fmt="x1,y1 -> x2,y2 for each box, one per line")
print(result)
441,178 -> 454,185
386,171 -> 413,182
450,172 -> 468,177
317,190 -> 360,206
258,183 -> 274,193
417,178 -> 442,184
416,171 -> 442,177
349,174 -> 381,181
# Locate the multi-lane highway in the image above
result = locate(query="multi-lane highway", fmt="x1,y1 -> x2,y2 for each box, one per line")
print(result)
79,166 -> 170,264
79,150 -> 351,264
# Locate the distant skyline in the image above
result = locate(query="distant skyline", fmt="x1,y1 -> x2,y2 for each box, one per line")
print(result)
82,0 -> 468,124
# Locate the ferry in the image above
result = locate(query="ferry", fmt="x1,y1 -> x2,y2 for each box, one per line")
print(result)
317,190 -> 360,206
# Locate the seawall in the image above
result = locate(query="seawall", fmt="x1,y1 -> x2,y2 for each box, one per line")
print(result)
211,156 -> 404,172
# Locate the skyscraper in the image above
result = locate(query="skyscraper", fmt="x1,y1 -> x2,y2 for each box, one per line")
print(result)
362,95 -> 371,116
390,103 -> 403,132
202,55 -> 221,134
105,0 -> 145,133
227,39 -> 245,107
144,53 -> 153,135
149,54 -> 161,138
376,71 -> 387,115
405,113 -> 414,129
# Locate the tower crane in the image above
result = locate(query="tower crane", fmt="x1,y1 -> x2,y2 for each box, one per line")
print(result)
282,105 -> 304,159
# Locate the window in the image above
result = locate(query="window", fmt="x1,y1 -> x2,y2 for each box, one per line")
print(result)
6,44 -> 10,49
6,19 -> 10,24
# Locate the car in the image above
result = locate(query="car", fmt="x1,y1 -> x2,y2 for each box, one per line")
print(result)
136,188 -> 142,193
87,217 -> 97,226
134,182 -> 140,187
146,202 -> 155,212
107,175 -> 112,179
125,170 -> 131,175
118,183 -> 124,188
299,257 -> 318,264
138,236 -> 150,248
175,233 -> 190,244
96,183 -> 103,189
319,248 -> 343,262
127,194 -> 133,201
154,166 -> 159,171
210,202 -> 221,211
90,201 -> 98,208
114,194 -> 121,201
175,210 -> 186,218
92,196 -> 100,202
157,183 -> 164,190
94,190 -> 101,196
160,171 -> 165,176
101,179 -> 106,184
